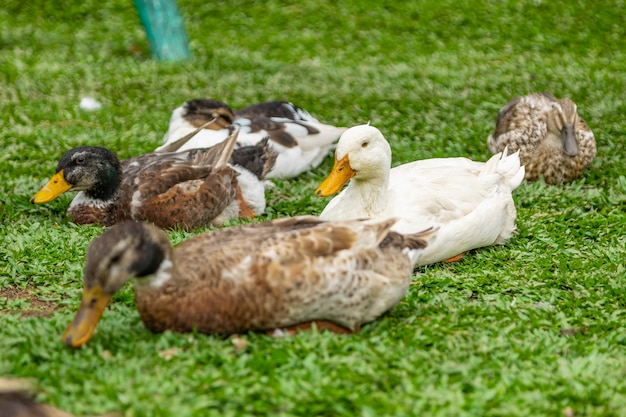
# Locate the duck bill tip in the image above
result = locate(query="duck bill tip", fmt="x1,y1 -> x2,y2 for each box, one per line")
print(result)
31,171 -> 73,204
62,285 -> 111,349
315,156 -> 355,197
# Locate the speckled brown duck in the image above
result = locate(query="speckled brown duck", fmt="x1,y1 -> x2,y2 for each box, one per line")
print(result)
487,92 -> 596,184
30,128 -> 276,230
156,98 -> 346,179
61,216 -> 436,348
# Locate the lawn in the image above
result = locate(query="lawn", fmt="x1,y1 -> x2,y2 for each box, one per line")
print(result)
1,0 -> 626,415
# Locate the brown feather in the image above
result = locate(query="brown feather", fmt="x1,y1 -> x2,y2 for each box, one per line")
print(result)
234,100 -> 302,119
136,167 -> 238,229
183,98 -> 234,128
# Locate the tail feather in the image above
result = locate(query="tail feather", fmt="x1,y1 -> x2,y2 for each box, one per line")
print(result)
215,125 -> 240,169
373,224 -> 438,266
482,146 -> 525,190
230,137 -> 278,180
157,118 -> 219,153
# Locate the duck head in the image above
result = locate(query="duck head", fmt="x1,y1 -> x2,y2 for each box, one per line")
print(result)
183,98 -> 235,129
30,146 -> 122,204
547,98 -> 580,157
315,125 -> 392,196
62,221 -> 173,348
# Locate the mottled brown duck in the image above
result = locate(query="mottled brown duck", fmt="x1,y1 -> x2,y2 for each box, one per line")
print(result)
61,216 -> 436,348
487,92 -> 596,184
156,98 -> 346,179
30,128 -> 276,230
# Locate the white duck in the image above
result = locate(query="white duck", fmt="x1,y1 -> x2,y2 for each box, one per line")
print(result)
156,99 -> 346,179
315,124 -> 525,266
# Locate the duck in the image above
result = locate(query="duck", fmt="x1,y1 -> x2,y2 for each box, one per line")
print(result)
315,124 -> 525,266
0,378 -> 113,417
61,216 -> 436,348
156,98 -> 346,179
30,128 -> 277,230
487,92 -> 596,184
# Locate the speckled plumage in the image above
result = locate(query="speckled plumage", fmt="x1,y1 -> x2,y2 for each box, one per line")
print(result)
62,217 -> 435,347
157,99 -> 346,179
31,131 -> 276,229
487,93 -> 596,184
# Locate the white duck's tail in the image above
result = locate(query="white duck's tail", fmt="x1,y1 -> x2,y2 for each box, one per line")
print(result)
482,146 -> 525,190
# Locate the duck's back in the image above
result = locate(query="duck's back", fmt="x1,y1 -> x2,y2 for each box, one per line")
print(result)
487,93 -> 554,155
134,217 -> 422,334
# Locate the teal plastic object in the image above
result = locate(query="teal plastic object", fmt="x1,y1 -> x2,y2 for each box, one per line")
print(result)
134,0 -> 192,61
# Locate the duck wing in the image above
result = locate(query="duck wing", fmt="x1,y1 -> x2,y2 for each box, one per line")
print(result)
122,130 -> 240,229
234,100 -> 316,121
228,137 -> 278,180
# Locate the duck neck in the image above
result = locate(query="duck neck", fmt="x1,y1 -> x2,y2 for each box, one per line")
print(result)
84,163 -> 122,202
346,170 -> 390,216
133,247 -> 182,291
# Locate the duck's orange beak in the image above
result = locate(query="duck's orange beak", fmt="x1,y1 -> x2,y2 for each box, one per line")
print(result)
315,155 -> 355,197
30,170 -> 72,204
62,284 -> 112,348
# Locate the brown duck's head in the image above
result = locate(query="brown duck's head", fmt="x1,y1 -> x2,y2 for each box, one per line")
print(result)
548,98 -> 580,157
184,98 -> 235,129
30,146 -> 122,204
62,222 -> 172,349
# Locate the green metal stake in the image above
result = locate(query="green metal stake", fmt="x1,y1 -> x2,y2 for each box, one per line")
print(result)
134,0 -> 192,61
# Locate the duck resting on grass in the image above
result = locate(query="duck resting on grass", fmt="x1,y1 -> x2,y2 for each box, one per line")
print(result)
487,92 -> 596,184
61,217 -> 436,348
315,124 -> 525,266
30,127 -> 276,230
157,98 -> 346,179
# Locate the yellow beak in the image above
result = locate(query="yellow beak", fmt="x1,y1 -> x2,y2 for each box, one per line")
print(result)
315,155 -> 355,197
30,170 -> 73,204
62,284 -> 112,348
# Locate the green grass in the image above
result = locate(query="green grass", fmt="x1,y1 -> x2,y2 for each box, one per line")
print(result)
1,0 -> 626,415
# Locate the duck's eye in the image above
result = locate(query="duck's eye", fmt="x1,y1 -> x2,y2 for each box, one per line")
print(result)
109,253 -> 122,265
75,156 -> 86,165
361,141 -> 369,148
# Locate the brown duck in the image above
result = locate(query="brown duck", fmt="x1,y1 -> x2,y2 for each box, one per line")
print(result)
487,92 -> 596,184
62,217 -> 436,348
30,128 -> 276,230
